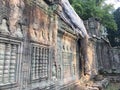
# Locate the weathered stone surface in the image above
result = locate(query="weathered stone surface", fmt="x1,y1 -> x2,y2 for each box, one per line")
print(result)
0,0 -> 120,90
0,19 -> 10,34
0,0 -> 86,90
85,18 -> 120,76
86,87 -> 99,90
93,78 -> 109,89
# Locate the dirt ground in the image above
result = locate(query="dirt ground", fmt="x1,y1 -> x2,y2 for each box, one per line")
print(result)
105,83 -> 120,90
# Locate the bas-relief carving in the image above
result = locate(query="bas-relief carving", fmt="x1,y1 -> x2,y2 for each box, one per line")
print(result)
30,23 -> 49,42
0,0 -> 9,21
57,34 -> 77,80
29,8 -> 54,44
0,18 -> 23,38
52,61 -> 57,81
0,1 -> 9,35
0,19 -> 9,34
13,24 -> 23,38
9,0 -> 24,38
49,18 -> 55,43
0,0 -> 24,38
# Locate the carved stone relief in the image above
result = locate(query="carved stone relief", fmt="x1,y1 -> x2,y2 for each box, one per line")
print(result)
13,23 -> 23,38
48,18 -> 54,42
56,36 -> 63,79
0,0 -> 9,22
52,61 -> 57,81
57,33 -> 78,82
9,0 -> 24,38
0,0 -> 24,38
29,8 -> 52,43
0,19 -> 10,35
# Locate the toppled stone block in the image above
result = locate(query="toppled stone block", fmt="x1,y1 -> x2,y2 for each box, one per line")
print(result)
93,78 -> 109,90
101,78 -> 109,88
109,76 -> 120,83
86,86 -> 99,90
93,75 -> 104,81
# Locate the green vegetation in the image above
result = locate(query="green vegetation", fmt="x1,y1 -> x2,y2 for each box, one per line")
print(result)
69,0 -> 117,30
107,7 -> 120,46
114,7 -> 120,31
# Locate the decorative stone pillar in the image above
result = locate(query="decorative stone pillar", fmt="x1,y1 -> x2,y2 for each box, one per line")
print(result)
20,25 -> 30,90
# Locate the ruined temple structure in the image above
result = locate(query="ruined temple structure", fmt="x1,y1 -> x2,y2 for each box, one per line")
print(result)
84,18 -> 120,89
0,0 -> 89,90
0,0 -> 120,90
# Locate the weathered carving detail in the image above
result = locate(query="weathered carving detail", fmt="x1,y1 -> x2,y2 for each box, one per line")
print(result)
0,1 -> 9,22
0,19 -> 9,35
29,7 -> 53,43
13,23 -> 23,38
0,0 -> 24,38
52,61 -> 57,81
9,0 -> 24,38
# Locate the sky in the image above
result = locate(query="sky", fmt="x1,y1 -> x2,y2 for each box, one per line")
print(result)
105,0 -> 120,9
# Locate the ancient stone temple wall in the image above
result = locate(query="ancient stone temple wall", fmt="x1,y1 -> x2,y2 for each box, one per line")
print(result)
0,0 -> 81,90
1,0 -> 119,90
84,18 -> 100,78
97,46 -> 120,74
96,40 -> 112,74
85,18 -> 120,76
110,47 -> 120,74
85,18 -> 112,76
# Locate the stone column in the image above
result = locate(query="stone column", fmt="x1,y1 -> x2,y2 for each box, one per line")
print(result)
20,25 -> 30,90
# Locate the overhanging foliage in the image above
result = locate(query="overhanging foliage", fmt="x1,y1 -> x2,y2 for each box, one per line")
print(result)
69,0 -> 117,30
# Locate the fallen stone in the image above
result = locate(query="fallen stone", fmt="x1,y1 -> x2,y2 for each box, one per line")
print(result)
92,78 -> 109,90
86,86 -> 99,90
93,75 -> 104,81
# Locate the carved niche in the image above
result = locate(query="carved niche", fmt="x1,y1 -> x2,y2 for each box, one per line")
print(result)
29,7 -> 52,43
0,1 -> 9,35
9,0 -> 24,38
62,36 -> 76,79
57,32 -> 78,81
0,0 -> 9,22
0,0 -> 24,38
0,19 -> 10,35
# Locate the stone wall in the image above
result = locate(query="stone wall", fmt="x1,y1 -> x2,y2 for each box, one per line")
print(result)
0,1 -> 119,90
98,46 -> 120,74
96,40 -> 112,74
111,47 -> 120,74
80,17 -> 120,90
0,0 -> 81,90
85,18 -> 120,76
84,18 -> 100,78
